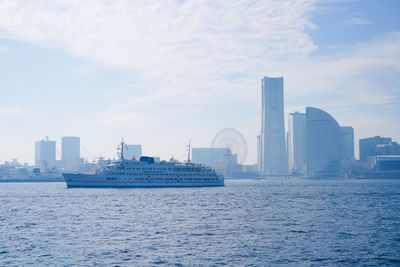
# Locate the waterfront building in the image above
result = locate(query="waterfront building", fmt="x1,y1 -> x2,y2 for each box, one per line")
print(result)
62,136 -> 81,171
35,137 -> 56,170
191,147 -> 235,166
359,136 -> 392,162
123,144 -> 142,160
288,112 -> 306,174
341,126 -> 355,160
341,160 -> 368,178
259,77 -> 288,175
374,142 -> 400,156
306,107 -> 345,177
368,155 -> 400,178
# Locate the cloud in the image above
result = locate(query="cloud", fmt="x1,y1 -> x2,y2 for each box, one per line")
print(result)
0,0 -> 316,80
284,32 -> 400,105
0,0 -> 320,125
0,0 -> 399,163
0,45 -> 5,52
0,0 -> 320,162
350,18 -> 375,25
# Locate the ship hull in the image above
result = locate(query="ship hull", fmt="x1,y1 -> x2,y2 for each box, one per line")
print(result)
63,173 -> 224,188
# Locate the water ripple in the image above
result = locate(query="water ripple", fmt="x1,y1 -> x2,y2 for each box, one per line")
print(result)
0,179 -> 400,265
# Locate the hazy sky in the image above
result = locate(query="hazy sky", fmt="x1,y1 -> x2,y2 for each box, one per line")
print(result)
0,0 -> 399,164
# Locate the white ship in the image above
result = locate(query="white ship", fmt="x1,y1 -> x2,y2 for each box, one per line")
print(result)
63,140 -> 224,188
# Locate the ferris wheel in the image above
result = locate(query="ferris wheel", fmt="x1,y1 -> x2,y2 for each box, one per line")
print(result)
211,128 -> 248,164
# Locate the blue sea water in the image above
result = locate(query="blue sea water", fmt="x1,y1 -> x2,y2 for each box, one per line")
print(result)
1,179 -> 400,266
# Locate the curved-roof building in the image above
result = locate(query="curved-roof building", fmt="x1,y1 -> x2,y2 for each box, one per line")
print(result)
306,107 -> 345,177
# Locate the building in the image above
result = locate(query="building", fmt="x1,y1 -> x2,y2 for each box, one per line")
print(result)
288,112 -> 306,174
341,160 -> 368,178
306,107 -> 345,177
62,136 -> 81,171
191,147 -> 235,166
259,77 -> 288,175
123,145 -> 142,160
369,155 -> 400,170
374,142 -> 400,156
341,126 -> 354,160
368,155 -> 400,178
35,137 -> 56,171
257,135 -> 261,173
192,147 -> 241,177
359,136 -> 392,162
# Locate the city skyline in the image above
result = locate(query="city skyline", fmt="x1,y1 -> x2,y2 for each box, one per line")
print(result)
0,0 -> 399,164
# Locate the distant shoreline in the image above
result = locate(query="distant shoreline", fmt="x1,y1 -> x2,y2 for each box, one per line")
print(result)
0,178 -> 64,183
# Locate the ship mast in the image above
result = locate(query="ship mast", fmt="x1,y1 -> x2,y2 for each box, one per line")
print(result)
187,138 -> 191,164
119,138 -> 125,161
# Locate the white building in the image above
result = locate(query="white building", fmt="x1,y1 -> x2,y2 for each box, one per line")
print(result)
259,77 -> 288,175
306,107 -> 345,177
61,136 -> 81,171
35,137 -> 56,171
288,112 -> 306,173
341,126 -> 354,160
123,144 -> 142,160
191,147 -> 236,166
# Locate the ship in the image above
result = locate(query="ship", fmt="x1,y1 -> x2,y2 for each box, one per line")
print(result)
63,140 -> 224,188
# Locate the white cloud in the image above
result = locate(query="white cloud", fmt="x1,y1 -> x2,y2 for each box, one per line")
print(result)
0,0 -> 399,163
284,32 -> 400,104
0,0 -> 316,82
350,17 -> 375,25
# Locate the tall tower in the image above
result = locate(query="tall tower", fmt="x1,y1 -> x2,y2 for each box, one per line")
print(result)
260,77 -> 288,175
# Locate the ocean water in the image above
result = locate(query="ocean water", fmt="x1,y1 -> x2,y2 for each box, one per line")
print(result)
1,179 -> 400,266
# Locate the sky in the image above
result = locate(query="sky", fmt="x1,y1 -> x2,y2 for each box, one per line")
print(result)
0,0 -> 399,164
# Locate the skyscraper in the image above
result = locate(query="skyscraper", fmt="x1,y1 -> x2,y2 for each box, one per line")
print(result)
35,136 -> 56,170
62,136 -> 81,171
341,126 -> 354,160
260,77 -> 288,175
288,112 -> 306,173
306,107 -> 345,177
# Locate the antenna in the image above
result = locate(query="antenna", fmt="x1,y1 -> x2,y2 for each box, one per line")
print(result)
120,138 -> 125,161
187,138 -> 191,164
